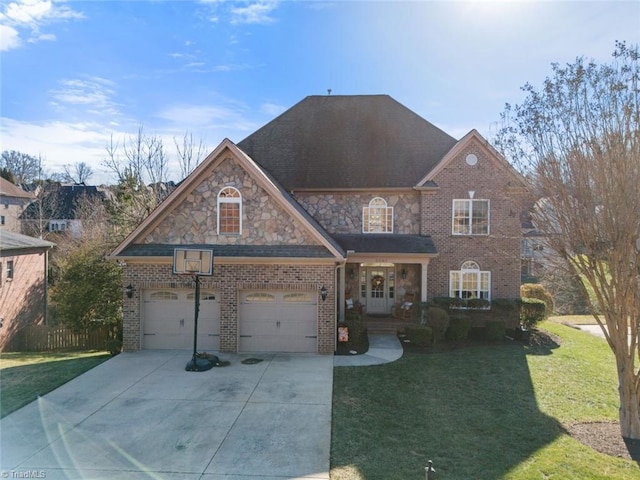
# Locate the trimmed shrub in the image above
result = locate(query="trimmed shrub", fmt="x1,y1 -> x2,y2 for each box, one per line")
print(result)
426,307 -> 450,342
485,320 -> 506,342
519,298 -> 546,329
491,298 -> 520,328
447,314 -> 472,341
406,325 -> 433,347
520,283 -> 554,318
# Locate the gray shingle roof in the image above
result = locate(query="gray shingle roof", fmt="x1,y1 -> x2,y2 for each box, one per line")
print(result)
238,95 -> 458,190
0,177 -> 33,199
118,243 -> 336,259
332,234 -> 437,255
0,230 -> 55,252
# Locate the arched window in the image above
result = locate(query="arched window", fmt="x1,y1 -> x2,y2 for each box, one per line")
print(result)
449,260 -> 491,302
363,197 -> 393,233
217,187 -> 242,234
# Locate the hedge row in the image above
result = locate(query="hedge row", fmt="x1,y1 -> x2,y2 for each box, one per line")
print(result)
424,296 -> 548,329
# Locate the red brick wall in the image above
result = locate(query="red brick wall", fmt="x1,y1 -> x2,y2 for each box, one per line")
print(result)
123,262 -> 336,354
0,250 -> 47,351
421,142 -> 526,300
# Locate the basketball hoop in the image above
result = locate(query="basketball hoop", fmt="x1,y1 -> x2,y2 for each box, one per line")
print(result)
173,248 -> 215,372
173,248 -> 213,276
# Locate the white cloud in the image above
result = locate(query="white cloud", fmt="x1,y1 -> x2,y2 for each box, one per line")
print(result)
0,24 -> 20,50
0,0 -> 83,50
154,104 -> 257,133
28,31 -> 55,42
0,117 -> 117,183
260,102 -> 286,117
230,1 -> 279,25
49,76 -> 122,118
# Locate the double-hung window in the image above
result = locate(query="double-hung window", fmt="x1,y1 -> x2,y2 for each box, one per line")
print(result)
363,197 -> 393,233
450,261 -> 490,302
452,199 -> 489,235
7,260 -> 14,280
217,187 -> 242,235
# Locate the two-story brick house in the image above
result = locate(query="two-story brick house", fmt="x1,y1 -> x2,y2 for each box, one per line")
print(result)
0,177 -> 33,233
111,95 -> 527,354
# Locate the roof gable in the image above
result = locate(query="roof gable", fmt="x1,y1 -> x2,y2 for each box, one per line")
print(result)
0,177 -> 33,199
110,139 -> 344,259
417,129 -> 528,188
238,95 -> 458,190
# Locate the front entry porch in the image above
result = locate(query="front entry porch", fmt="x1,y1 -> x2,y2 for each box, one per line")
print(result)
342,261 -> 428,320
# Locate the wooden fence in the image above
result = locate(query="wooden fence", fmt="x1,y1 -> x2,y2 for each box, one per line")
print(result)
5,325 -> 112,352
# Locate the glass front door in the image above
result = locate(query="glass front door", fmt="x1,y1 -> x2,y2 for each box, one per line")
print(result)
364,267 -> 395,314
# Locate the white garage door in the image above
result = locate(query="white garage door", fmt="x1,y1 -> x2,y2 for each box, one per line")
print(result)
239,291 -> 317,353
142,289 -> 220,351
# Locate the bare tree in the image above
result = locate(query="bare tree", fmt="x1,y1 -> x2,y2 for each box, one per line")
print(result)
175,132 -> 207,179
495,42 -> 640,439
62,162 -> 94,184
1,150 -> 43,184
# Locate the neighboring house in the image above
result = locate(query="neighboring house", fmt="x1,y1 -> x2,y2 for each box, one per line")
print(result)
111,95 -> 528,354
0,177 -> 34,233
21,183 -> 105,238
0,231 -> 54,351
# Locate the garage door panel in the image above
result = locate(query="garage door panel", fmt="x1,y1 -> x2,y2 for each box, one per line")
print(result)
239,290 -> 317,353
143,290 -> 220,350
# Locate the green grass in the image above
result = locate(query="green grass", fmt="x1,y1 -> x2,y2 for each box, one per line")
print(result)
0,351 -> 111,418
331,320 -> 637,479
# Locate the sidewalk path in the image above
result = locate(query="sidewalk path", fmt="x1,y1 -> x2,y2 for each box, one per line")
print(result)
334,334 -> 403,367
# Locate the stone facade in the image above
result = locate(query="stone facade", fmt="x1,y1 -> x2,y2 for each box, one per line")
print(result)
295,191 -> 420,234
145,157 -> 315,245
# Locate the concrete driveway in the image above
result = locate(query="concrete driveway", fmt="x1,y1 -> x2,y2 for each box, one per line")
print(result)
0,350 -> 333,479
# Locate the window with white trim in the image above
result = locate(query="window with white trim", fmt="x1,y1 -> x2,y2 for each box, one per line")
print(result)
449,261 -> 490,301
363,197 -> 393,233
452,199 -> 489,235
7,260 -> 14,280
217,187 -> 242,235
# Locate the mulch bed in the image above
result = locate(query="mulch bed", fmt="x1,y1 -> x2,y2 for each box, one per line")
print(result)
569,421 -> 640,462
398,327 -> 640,463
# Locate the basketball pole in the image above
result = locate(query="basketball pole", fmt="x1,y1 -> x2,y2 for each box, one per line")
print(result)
191,273 -> 200,367
185,273 -> 214,372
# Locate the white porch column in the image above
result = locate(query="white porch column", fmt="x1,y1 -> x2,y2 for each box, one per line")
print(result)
421,261 -> 429,303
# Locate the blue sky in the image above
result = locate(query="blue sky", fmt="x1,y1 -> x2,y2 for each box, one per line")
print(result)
1,0 -> 639,184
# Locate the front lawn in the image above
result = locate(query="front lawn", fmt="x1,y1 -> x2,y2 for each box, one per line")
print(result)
0,351 -> 111,418
331,321 -> 638,479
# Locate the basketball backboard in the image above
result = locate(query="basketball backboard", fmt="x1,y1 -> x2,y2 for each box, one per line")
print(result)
173,248 -> 214,276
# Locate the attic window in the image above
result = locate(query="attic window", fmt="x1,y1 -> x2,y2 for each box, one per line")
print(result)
217,187 -> 242,235
363,197 -> 393,233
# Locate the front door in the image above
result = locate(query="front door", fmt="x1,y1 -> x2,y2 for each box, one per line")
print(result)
366,267 -> 395,314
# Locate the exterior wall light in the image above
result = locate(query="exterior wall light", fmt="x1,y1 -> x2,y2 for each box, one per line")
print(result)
320,285 -> 328,301
125,284 -> 134,299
